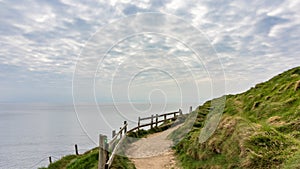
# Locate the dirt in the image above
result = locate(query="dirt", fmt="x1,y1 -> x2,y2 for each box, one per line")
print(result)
125,125 -> 182,169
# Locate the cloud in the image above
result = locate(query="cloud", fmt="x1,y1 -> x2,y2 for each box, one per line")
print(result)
0,0 -> 299,103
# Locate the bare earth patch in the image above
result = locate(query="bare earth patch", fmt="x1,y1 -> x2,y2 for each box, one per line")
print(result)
130,150 -> 180,169
125,125 -> 182,169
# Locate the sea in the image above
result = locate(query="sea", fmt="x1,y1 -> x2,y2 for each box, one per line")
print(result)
0,102 -> 197,169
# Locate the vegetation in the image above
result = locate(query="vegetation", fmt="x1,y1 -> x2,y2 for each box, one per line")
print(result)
172,66 -> 300,169
41,66 -> 300,169
39,148 -> 135,169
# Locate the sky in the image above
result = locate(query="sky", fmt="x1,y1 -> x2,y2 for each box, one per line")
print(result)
0,0 -> 299,104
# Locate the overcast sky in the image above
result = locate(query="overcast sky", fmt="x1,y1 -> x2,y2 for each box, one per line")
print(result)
0,0 -> 299,104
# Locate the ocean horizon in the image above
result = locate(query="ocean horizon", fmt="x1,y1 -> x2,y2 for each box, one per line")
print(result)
0,102 -> 197,169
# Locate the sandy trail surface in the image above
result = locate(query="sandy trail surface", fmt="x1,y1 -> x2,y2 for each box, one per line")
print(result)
125,125 -> 182,169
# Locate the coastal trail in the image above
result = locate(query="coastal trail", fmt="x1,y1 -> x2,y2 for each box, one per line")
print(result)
125,125 -> 182,169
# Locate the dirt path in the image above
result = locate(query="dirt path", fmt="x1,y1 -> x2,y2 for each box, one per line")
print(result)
125,125 -> 182,169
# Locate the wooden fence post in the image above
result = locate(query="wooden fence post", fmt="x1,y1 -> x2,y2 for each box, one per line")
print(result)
189,106 -> 192,113
120,127 -> 122,138
164,114 -> 167,122
179,109 -> 182,115
75,144 -> 79,155
49,156 -> 52,164
105,140 -> 109,164
138,117 -> 140,131
124,121 -> 127,133
112,130 -> 116,138
155,114 -> 158,127
98,134 -> 108,169
111,130 -> 116,150
151,114 -> 154,129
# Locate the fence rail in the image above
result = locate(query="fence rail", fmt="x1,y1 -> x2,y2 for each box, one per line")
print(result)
45,106 -> 193,169
98,121 -> 128,169
127,109 -> 182,133
98,107 -> 192,169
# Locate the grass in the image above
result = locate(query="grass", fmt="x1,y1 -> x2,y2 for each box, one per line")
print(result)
41,66 -> 300,169
38,155 -> 78,169
171,66 -> 300,169
39,147 -> 135,169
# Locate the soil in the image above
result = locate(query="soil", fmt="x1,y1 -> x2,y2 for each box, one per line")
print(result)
125,125 -> 182,169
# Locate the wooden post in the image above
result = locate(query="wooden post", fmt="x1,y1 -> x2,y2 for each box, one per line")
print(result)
155,114 -> 158,127
151,114 -> 154,129
112,130 -> 116,138
105,141 -> 109,163
120,127 -> 122,138
98,134 -> 107,169
189,106 -> 192,113
75,144 -> 79,155
49,156 -> 52,164
124,121 -> 127,133
111,130 -> 116,150
164,114 -> 167,122
138,117 -> 140,131
179,109 -> 182,115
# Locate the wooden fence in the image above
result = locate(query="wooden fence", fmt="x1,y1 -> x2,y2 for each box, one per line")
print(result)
127,109 -> 182,133
46,106 -> 193,168
48,144 -> 80,164
98,107 -> 192,169
98,121 -> 128,169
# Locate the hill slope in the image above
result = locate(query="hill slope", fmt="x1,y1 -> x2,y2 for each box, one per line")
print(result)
173,66 -> 300,169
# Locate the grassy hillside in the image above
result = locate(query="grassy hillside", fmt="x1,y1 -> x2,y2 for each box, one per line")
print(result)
173,66 -> 300,169
41,67 -> 300,169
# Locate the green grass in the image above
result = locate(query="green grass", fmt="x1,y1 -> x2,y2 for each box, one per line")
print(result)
38,155 -> 77,169
172,66 -> 300,169
39,148 -> 135,169
41,66 -> 300,169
